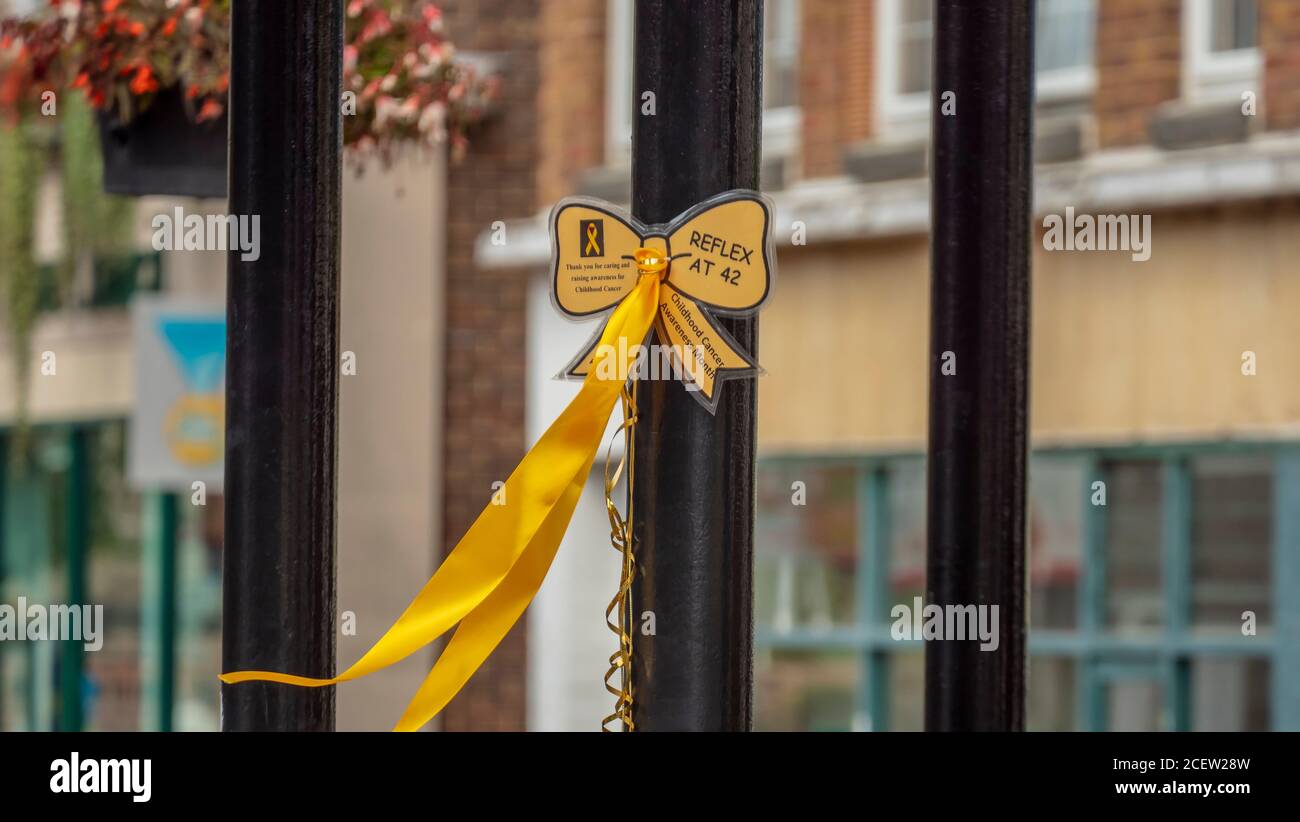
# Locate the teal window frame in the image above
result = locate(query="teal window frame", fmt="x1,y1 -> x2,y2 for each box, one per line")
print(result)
0,419 -> 179,732
757,442 -> 1300,731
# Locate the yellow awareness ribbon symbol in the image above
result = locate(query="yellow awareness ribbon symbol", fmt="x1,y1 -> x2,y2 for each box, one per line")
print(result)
585,221 -> 601,255
220,270 -> 662,731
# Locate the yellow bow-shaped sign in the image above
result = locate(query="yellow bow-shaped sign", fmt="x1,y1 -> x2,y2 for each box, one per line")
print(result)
220,190 -> 774,730
551,190 -> 774,411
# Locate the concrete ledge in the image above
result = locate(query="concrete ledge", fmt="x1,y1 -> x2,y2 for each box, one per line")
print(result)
1036,116 -> 1091,164
842,139 -> 928,183
1150,101 -> 1252,151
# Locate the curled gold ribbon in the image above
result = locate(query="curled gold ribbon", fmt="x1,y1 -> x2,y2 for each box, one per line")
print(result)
220,265 -> 663,731
601,380 -> 638,731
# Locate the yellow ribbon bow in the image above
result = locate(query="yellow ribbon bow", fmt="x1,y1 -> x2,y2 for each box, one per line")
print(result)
220,190 -> 774,730
554,190 -> 774,410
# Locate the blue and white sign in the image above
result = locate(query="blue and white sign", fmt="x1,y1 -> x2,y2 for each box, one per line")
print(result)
128,296 -> 226,491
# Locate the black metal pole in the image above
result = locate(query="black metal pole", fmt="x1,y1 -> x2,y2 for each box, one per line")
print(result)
222,0 -> 344,731
158,492 -> 178,732
61,426 -> 88,732
629,0 -> 761,731
925,0 -> 1033,731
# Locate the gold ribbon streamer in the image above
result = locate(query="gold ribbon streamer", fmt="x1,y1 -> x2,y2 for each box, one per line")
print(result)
220,267 -> 663,732
601,381 -> 638,731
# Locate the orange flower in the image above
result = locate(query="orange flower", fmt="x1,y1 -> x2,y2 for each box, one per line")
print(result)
196,98 -> 223,123
104,0 -> 123,11
129,64 -> 158,95
163,18 -> 178,37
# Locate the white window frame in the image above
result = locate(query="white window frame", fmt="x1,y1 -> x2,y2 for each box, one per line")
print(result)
762,0 -> 803,160
1183,0 -> 1262,103
604,0 -> 802,167
875,0 -> 931,138
605,0 -> 635,166
1035,0 -> 1098,102
876,0 -> 1098,138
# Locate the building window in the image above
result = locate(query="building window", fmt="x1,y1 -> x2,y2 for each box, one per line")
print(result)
1184,0 -> 1261,102
876,0 -> 932,134
763,0 -> 802,159
896,0 -> 933,98
1036,0 -> 1097,100
605,0 -> 801,166
877,0 -> 1096,135
754,447 -> 1284,731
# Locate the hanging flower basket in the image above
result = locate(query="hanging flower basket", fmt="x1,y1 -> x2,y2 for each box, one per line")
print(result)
98,83 -> 227,197
1,0 -> 497,198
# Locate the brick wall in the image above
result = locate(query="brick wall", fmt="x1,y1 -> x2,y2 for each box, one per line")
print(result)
1094,0 -> 1182,148
538,0 -> 607,205
800,0 -> 874,178
437,0 -> 539,732
1262,0 -> 1300,130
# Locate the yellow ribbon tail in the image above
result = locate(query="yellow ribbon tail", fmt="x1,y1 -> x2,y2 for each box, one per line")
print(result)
220,273 -> 661,730
393,464 -> 584,730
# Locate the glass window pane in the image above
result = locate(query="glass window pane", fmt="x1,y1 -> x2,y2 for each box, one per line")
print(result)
1036,0 -> 1095,74
756,462 -> 858,630
1029,457 -> 1085,631
0,446 -> 57,730
615,0 -> 803,148
1104,460 -> 1163,631
1190,455 -> 1271,631
755,649 -> 857,731
1028,656 -> 1077,730
763,0 -> 800,110
898,0 -> 933,95
899,0 -> 1097,97
888,457 -> 926,621
1210,0 -> 1258,53
175,494 -> 223,730
83,422 -> 143,731
1191,657 -> 1269,731
887,651 -> 924,731
1106,677 -> 1163,731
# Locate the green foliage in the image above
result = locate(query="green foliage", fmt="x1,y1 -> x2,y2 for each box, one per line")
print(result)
0,101 -> 134,464
59,94 -> 134,302
0,117 -> 40,462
